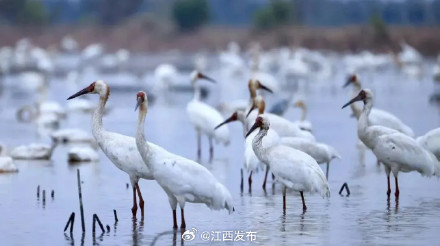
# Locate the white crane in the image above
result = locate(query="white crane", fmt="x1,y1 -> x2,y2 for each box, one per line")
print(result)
292,100 -> 313,132
214,110 -> 280,191
68,146 -> 99,163
10,143 -> 55,160
246,116 -> 330,211
0,144 -> 17,173
135,91 -> 234,229
67,80 -> 153,218
186,71 -> 230,161
417,128 -> 440,161
342,89 -> 440,198
280,138 -> 340,179
247,96 -> 315,141
344,74 -> 414,137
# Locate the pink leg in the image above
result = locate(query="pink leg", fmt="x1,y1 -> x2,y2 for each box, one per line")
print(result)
135,184 -> 144,218
131,187 -> 137,217
180,208 -> 186,229
394,176 -> 400,198
173,210 -> 178,229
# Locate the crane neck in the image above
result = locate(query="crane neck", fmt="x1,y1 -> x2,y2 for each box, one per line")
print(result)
350,84 -> 362,119
236,112 -> 248,137
357,97 -> 373,140
135,105 -> 153,171
92,88 -> 109,142
249,87 -> 257,100
252,128 -> 269,164
192,80 -> 201,101
299,104 -> 307,121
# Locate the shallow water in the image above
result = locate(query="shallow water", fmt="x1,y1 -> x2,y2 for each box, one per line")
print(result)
1,63 -> 440,246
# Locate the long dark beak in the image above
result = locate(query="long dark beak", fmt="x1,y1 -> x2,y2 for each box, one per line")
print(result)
259,84 -> 273,93
67,87 -> 90,100
199,73 -> 216,83
342,94 -> 363,109
343,79 -> 351,88
245,122 -> 259,138
246,104 -> 256,117
135,97 -> 142,111
214,115 -> 236,130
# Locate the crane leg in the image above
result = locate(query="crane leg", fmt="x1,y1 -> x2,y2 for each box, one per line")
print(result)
262,166 -> 269,190
282,186 -> 287,211
131,187 -> 137,217
272,173 -> 275,180
173,210 -> 178,229
326,162 -> 330,180
387,175 -> 391,198
209,137 -> 214,161
248,171 -> 253,193
135,183 -> 145,218
300,191 -> 307,211
180,208 -> 186,229
197,132 -> 201,160
240,168 -> 244,193
394,176 -> 400,198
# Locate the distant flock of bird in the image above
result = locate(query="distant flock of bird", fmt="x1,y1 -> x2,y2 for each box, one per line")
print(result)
1,37 -> 440,229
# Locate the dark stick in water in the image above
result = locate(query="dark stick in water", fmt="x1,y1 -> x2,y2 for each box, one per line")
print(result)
93,214 -> 105,233
339,182 -> 350,196
37,185 -> 40,198
77,169 -> 85,232
113,209 -> 118,222
63,212 -> 75,233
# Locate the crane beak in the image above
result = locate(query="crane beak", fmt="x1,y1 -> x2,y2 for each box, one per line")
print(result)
199,73 -> 216,83
342,78 -> 352,88
342,94 -> 363,109
135,97 -> 142,111
67,87 -> 91,100
245,122 -> 259,138
214,115 -> 237,130
259,84 -> 273,93
246,104 -> 256,118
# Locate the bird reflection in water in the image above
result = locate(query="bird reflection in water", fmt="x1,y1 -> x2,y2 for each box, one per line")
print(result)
131,217 -> 144,246
149,229 -> 184,246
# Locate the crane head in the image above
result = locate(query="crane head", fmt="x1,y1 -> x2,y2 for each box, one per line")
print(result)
245,116 -> 269,138
135,91 -> 147,111
342,89 -> 372,109
67,80 -> 107,100
343,74 -> 359,88
190,70 -> 216,83
248,79 -> 273,94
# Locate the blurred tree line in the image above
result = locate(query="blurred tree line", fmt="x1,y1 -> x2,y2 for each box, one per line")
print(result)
1,0 -> 440,29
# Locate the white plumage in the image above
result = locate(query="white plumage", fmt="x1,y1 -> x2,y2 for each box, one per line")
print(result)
416,128 -> 440,161
186,71 -> 230,160
68,146 -> 99,162
67,80 -> 153,218
281,137 -> 340,179
345,75 -> 414,137
214,110 -> 280,190
247,96 -> 315,141
0,156 -> 17,173
343,89 -> 440,197
10,143 -> 54,160
136,91 -> 234,228
247,115 -> 330,210
51,128 -> 94,144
